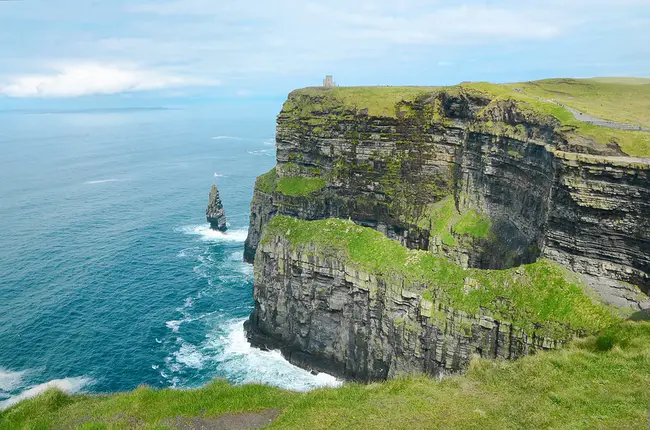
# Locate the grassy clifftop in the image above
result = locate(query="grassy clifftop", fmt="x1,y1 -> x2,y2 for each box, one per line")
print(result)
262,216 -> 619,336
3,321 -> 649,429
285,78 -> 650,157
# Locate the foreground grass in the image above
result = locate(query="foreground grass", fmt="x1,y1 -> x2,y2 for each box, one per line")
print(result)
2,321 -> 649,429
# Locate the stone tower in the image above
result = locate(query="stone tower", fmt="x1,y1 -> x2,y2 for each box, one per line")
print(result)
323,75 -> 335,88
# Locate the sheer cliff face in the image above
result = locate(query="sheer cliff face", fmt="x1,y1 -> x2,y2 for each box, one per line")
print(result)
246,235 -> 568,381
244,87 -> 650,380
245,89 -> 650,296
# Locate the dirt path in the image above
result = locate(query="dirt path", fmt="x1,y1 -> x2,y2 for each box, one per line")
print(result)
542,98 -> 650,132
166,409 -> 281,430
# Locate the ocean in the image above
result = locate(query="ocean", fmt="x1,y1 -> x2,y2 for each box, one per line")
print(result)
0,105 -> 338,410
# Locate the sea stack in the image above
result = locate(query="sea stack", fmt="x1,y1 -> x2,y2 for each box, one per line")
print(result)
206,184 -> 227,232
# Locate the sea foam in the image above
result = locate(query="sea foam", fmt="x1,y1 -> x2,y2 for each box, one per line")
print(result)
0,368 -> 27,392
217,320 -> 341,392
176,225 -> 248,243
85,179 -> 121,185
0,376 -> 93,411
212,136 -> 243,140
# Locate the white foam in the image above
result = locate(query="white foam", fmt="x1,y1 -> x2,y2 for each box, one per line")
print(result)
0,368 -> 27,392
263,139 -> 275,146
85,179 -> 121,184
176,225 -> 249,243
247,149 -> 274,157
165,320 -> 183,333
0,376 -> 93,411
229,251 -> 244,261
173,343 -> 206,369
236,263 -> 254,277
212,136 -> 243,140
213,173 -> 224,178
215,320 -> 341,392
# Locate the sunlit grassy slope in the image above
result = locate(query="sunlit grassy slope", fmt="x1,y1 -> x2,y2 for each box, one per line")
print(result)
2,321 -> 649,429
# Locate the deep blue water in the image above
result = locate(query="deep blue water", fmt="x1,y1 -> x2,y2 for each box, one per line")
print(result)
0,106 -> 337,408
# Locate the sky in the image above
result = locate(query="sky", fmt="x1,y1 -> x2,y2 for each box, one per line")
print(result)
0,0 -> 649,109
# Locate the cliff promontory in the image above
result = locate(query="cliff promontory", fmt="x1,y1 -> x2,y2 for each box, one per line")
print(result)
244,79 -> 650,380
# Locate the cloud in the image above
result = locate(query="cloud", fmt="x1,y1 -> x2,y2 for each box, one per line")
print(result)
0,63 -> 219,98
2,0 -> 649,97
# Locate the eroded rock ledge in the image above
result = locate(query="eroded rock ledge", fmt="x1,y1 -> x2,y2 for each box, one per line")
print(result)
244,87 -> 650,302
244,85 -> 650,381
245,217 -> 616,381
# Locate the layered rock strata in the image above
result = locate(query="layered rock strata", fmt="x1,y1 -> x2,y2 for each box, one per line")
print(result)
244,86 -> 650,381
244,89 -> 650,301
207,184 -> 227,232
245,220 -> 613,381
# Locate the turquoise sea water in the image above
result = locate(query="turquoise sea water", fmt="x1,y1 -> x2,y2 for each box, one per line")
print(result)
0,106 -> 338,409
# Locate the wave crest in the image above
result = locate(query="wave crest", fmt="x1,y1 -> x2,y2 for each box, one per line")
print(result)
176,225 -> 248,243
0,376 -> 93,411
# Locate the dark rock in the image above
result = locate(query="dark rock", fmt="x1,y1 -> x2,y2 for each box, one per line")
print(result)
243,88 -> 650,381
206,184 -> 227,232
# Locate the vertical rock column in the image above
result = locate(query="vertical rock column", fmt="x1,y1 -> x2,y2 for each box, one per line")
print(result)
206,184 -> 227,232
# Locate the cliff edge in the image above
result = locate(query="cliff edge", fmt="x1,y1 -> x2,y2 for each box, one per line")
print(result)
244,79 -> 650,380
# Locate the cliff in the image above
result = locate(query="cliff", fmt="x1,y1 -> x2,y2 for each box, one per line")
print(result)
244,80 -> 650,380
206,184 -> 227,231
245,217 -> 616,380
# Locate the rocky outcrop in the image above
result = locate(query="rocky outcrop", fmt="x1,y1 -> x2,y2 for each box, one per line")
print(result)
243,85 -> 650,381
245,226 -> 602,381
206,184 -> 227,232
244,88 -> 650,302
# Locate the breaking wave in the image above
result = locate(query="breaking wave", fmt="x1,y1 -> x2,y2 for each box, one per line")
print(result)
175,225 -> 248,243
163,319 -> 341,392
85,178 -> 121,184
0,368 -> 27,392
0,375 -> 93,411
247,149 -> 274,157
212,136 -> 243,141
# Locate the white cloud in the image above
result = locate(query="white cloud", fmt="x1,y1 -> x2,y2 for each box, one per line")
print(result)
2,0 -> 649,97
0,63 -> 219,98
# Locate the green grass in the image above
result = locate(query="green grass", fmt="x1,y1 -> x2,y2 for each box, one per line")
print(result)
275,177 -> 326,196
286,78 -> 650,157
255,168 -> 278,193
262,216 -> 618,335
452,209 -> 491,239
4,321 -> 649,429
516,78 -> 650,128
286,86 -> 440,118
414,197 -> 491,246
254,168 -> 326,197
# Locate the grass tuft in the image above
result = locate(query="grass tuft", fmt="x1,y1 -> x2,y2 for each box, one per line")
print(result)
3,322 -> 649,429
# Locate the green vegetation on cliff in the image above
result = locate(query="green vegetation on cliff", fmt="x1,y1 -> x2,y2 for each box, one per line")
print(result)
4,320 -> 649,429
286,86 -> 440,118
262,216 -> 618,335
285,78 -> 650,157
254,167 -> 326,197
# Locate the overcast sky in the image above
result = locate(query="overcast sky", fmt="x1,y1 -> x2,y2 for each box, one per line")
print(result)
0,0 -> 649,106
